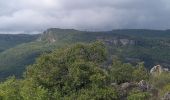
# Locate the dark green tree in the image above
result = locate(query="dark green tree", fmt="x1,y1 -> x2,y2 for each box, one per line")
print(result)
24,42 -> 118,99
110,59 -> 134,84
127,89 -> 150,100
132,62 -> 149,82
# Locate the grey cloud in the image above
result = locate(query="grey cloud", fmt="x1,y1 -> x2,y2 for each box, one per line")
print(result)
0,0 -> 170,33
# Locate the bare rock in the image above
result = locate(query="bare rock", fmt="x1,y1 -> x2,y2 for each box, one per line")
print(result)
120,82 -> 137,91
150,65 -> 163,74
111,82 -> 117,86
150,65 -> 169,76
121,82 -> 131,90
120,39 -> 130,46
138,80 -> 151,91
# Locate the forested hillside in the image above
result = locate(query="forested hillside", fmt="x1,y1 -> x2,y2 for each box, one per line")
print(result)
1,28 -> 170,80
0,34 -> 39,52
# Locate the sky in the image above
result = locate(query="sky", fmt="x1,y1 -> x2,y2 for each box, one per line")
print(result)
0,0 -> 170,33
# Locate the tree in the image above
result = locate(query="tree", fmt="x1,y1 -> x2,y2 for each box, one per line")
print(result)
20,79 -> 49,100
0,77 -> 22,100
127,89 -> 150,100
132,62 -> 149,82
64,86 -> 118,100
24,42 -> 118,99
110,59 -> 134,84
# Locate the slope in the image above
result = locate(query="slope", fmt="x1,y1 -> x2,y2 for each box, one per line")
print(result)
0,34 -> 39,52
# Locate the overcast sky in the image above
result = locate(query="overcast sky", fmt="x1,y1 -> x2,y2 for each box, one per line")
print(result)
0,0 -> 170,33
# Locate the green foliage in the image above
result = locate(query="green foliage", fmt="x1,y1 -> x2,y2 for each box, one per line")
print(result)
127,89 -> 150,100
0,77 -> 22,100
25,42 -> 107,85
64,86 -> 118,100
0,41 -> 170,99
148,72 -> 170,99
132,62 -> 149,82
20,79 -> 49,100
161,83 -> 170,96
0,42 -> 117,100
0,77 -> 49,100
150,72 -> 170,89
110,59 -> 134,84
0,41 -> 67,80
23,42 -> 117,99
110,60 -> 149,84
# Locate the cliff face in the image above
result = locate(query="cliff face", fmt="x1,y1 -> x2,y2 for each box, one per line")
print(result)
97,37 -> 136,46
39,28 -> 137,46
38,28 -> 79,43
38,29 -> 57,43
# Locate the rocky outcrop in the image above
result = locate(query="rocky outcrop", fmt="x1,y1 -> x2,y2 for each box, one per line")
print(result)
97,37 -> 136,46
119,81 -> 152,92
150,65 -> 164,75
118,82 -> 138,99
121,82 -> 130,89
38,29 -> 57,43
117,81 -> 154,100
138,80 -> 151,91
120,39 -> 135,46
150,65 -> 169,76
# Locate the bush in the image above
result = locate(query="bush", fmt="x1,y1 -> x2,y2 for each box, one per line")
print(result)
110,59 -> 134,84
127,89 -> 150,100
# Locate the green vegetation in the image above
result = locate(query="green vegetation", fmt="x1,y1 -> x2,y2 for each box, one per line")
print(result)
1,28 -> 170,81
0,34 -> 38,52
0,42 -> 118,99
109,61 -> 149,84
127,89 -> 150,100
0,42 -> 169,100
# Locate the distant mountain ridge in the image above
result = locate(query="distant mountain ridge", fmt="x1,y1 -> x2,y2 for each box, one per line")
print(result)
1,28 -> 170,80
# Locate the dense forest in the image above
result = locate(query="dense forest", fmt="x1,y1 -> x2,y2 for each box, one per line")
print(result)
0,34 -> 39,52
0,42 -> 170,100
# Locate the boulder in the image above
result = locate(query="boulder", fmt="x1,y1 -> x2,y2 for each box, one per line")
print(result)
138,80 -> 151,91
119,82 -> 137,99
150,65 -> 169,76
150,65 -> 163,74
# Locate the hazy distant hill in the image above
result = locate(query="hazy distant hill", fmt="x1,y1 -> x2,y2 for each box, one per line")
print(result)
1,28 -> 170,80
0,34 -> 39,52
